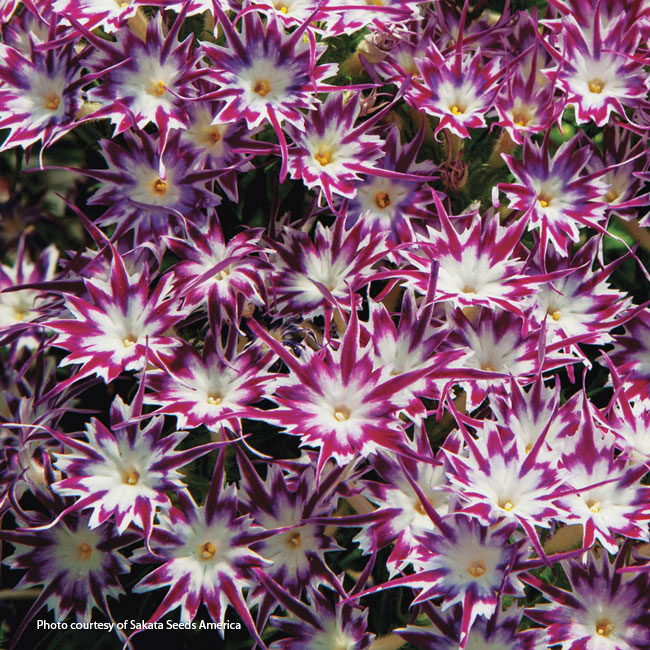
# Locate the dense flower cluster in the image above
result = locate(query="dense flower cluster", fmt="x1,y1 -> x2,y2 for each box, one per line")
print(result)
2,1 -> 650,649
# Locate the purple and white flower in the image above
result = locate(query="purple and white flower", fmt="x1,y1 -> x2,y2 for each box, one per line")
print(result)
498,135 -> 609,256
524,550 -> 650,650
202,6 -> 337,179
46,251 -> 185,386
130,454 -> 271,646
84,131 -> 221,247
50,393 -> 233,539
145,327 -> 276,434
84,9 -> 201,158
0,27 -> 85,152
1,514 -> 134,648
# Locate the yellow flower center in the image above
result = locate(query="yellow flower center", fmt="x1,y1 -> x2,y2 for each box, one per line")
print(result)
278,4 -> 288,12
414,500 -> 428,516
450,104 -> 464,115
595,619 -> 614,637
605,189 -> 619,202
537,192 -> 551,208
152,178 -> 168,195
587,500 -> 602,513
44,92 -> 61,111
78,542 -> 93,561
215,269 -> 230,281
207,393 -> 223,406
512,105 -> 533,127
501,500 -> 515,511
287,532 -> 302,548
122,336 -> 137,348
333,406 -> 351,422
124,469 -> 140,485
589,78 -> 605,94
462,285 -> 476,294
254,80 -> 271,97
13,307 -> 28,321
209,127 -> 221,144
200,541 -> 217,560
314,149 -> 334,166
374,192 -> 391,208
467,559 -> 487,577
148,80 -> 166,97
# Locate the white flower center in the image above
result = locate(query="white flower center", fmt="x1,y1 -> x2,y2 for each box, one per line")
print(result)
511,101 -> 536,126
237,57 -> 294,105
546,306 -> 562,321
414,500 -> 427,516
207,126 -> 221,144
587,499 -> 602,513
13,306 -> 29,321
151,178 -> 168,195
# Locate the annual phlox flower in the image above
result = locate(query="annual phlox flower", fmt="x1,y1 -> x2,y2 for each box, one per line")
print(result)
0,237 -> 59,349
84,131 -> 221,247
1,513 -> 135,649
286,92 -> 413,211
396,601 -> 542,650
268,218 -> 387,321
410,41 -> 502,139
344,124 -> 437,241
349,515 -> 528,649
444,417 -> 567,559
45,250 -> 186,387
144,325 -> 277,434
166,215 -> 269,324
523,549 -> 650,650
0,20 -> 89,153
237,453 -> 343,628
83,8 -> 202,160
545,3 -> 648,127
50,393 -> 233,540
497,134 -> 609,257
556,395 -> 650,554
249,306 -> 435,479
201,5 -> 338,179
129,453 -> 272,647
